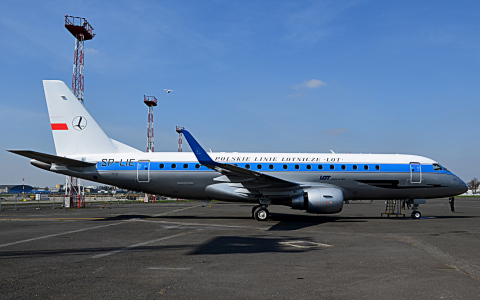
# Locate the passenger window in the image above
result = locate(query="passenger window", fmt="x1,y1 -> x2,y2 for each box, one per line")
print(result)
159,163 -> 164,169
171,164 -> 176,169
353,165 -> 357,170
330,165 -> 334,170
183,164 -> 188,169
364,165 -> 369,170
245,164 -> 250,169
257,164 -> 262,170
283,165 -> 288,170
318,165 -> 323,170
295,165 -> 300,170
269,164 -> 274,170
341,165 -> 346,170
375,165 -> 380,170
195,164 -> 200,169
307,165 -> 311,170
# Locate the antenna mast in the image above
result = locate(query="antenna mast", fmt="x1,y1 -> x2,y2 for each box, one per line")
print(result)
64,15 -> 95,208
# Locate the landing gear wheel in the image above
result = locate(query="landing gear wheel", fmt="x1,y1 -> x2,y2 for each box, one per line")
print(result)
411,211 -> 421,219
254,207 -> 269,221
251,205 -> 262,218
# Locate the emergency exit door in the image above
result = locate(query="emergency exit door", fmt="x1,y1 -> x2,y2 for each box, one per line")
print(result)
410,162 -> 421,183
137,160 -> 150,182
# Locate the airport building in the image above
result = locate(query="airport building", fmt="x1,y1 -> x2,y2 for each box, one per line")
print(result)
0,185 -> 34,193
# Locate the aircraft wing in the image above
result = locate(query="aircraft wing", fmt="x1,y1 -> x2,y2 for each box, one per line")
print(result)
181,129 -> 298,189
8,150 -> 96,167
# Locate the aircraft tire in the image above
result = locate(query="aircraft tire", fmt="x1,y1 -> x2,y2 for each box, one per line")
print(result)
254,207 -> 269,221
411,211 -> 421,219
251,205 -> 261,218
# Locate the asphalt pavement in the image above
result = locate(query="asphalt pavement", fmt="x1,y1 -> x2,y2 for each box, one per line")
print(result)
0,198 -> 479,299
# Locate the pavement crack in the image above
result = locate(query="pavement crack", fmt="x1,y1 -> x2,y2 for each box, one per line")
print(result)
395,235 -> 480,281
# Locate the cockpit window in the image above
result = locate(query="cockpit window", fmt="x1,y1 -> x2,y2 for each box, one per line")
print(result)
433,163 -> 442,171
440,164 -> 450,172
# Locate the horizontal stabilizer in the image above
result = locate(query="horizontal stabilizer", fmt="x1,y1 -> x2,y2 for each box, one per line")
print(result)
8,150 -> 95,167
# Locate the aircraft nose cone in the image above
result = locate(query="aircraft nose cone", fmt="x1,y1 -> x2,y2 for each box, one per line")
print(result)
455,177 -> 468,194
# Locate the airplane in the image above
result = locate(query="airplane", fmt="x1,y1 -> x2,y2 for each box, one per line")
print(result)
9,80 -> 468,221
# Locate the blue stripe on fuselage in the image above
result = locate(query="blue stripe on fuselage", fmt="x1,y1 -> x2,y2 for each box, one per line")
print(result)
96,162 -> 453,175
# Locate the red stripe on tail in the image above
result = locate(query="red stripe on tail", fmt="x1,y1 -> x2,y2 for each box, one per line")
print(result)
51,123 -> 68,130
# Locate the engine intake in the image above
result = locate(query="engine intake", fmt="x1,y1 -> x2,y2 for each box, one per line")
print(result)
292,188 -> 344,214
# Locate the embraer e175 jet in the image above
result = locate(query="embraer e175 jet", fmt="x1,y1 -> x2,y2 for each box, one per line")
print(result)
9,80 -> 468,220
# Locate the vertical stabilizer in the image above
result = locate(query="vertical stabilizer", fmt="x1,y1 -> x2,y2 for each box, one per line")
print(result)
43,80 -> 118,156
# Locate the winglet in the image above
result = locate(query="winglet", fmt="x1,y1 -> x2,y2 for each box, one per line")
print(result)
181,129 -> 219,167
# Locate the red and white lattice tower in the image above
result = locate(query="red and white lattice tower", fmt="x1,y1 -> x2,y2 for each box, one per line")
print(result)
176,126 -> 185,152
65,15 -> 94,105
64,15 -> 95,208
144,96 -> 158,152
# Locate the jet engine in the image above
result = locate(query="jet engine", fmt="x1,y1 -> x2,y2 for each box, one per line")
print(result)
291,187 -> 344,214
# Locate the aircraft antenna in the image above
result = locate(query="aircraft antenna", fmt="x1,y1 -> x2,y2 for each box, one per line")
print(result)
176,126 -> 185,152
64,15 -> 95,208
144,96 -> 157,152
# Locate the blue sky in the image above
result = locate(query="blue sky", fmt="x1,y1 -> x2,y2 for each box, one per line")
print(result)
1,0 -> 479,187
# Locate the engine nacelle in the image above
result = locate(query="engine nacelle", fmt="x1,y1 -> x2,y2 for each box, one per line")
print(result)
291,188 -> 344,214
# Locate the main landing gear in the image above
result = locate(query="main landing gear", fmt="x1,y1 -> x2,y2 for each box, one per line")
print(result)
251,205 -> 270,221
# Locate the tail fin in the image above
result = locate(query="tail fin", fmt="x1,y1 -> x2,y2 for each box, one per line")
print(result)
43,80 -> 140,156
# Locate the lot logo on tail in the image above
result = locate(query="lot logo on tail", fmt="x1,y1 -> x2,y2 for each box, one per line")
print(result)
72,116 -> 87,131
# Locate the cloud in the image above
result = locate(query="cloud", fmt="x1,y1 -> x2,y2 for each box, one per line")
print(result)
85,48 -> 100,54
295,79 -> 326,90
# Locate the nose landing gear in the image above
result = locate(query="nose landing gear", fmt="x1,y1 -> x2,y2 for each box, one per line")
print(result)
407,199 -> 426,219
411,210 -> 422,219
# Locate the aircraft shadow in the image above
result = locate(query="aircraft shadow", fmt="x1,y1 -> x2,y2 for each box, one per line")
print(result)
0,235 -> 323,259
189,235 -> 319,255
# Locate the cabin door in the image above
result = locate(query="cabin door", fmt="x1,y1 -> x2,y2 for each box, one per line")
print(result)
137,160 -> 150,182
410,162 -> 421,183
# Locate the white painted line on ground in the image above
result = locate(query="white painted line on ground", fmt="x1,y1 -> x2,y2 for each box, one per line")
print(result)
90,231 -> 195,259
147,267 -> 192,270
0,221 -> 125,248
0,206 -> 202,249
279,240 -> 333,248
142,219 -> 253,229
153,204 -> 202,217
